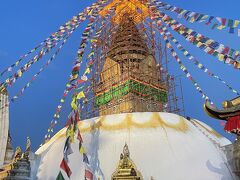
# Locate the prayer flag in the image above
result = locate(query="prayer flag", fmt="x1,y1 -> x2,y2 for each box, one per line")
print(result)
80,146 -> 85,154
71,99 -> 78,110
234,20 -> 240,28
77,91 -> 85,99
77,129 -> 83,142
85,169 -> 93,180
84,67 -> 90,75
56,171 -> 65,180
60,159 -> 72,178
83,153 -> 89,164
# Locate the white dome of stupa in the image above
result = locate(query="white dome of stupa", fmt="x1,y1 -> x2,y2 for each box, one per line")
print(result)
33,112 -> 234,180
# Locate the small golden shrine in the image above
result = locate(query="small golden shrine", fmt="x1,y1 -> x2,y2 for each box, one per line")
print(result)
112,144 -> 142,180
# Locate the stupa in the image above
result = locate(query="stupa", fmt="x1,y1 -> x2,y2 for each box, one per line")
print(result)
31,2 -> 235,179
0,0 -> 239,179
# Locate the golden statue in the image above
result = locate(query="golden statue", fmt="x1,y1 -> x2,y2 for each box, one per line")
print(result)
13,146 -> 22,161
112,143 -> 142,180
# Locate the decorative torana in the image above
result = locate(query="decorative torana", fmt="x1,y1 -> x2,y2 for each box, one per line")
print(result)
112,144 -> 143,180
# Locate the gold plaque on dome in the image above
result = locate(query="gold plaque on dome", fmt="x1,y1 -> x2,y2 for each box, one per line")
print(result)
112,144 -> 143,180
99,0 -> 150,24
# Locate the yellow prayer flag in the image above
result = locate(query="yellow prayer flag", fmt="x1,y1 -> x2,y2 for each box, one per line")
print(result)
179,30 -> 184,34
218,54 -> 224,61
67,126 -> 75,142
77,91 -> 85,100
187,29 -> 193,34
217,25 -> 225,30
18,70 -> 23,77
205,40 -> 212,45
196,42 -> 202,47
190,17 -> 195,23
234,20 -> 240,28
84,67 -> 90,75
91,39 -> 97,43
180,10 -> 187,15
71,99 -> 78,110
88,51 -> 94,57
80,146 -> 85,154
201,15 -> 208,20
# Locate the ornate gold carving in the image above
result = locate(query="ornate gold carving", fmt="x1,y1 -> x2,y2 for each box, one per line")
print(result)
112,143 -> 142,180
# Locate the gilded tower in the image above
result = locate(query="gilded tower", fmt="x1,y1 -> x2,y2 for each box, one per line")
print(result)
95,15 -> 168,116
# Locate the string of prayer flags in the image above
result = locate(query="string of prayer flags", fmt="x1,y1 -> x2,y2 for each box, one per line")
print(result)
69,19 -> 96,85
0,10 -> 84,78
147,4 -> 213,102
151,17 -> 240,96
0,33 -> 69,92
45,2 -> 110,139
0,41 -> 46,77
57,111 -> 78,179
0,0 -> 108,76
11,29 -> 75,102
46,0 -> 120,140
154,0 -> 240,36
56,108 -> 93,179
163,34 -> 213,103
0,0 -> 110,94
49,10 -> 109,131
149,1 -> 240,69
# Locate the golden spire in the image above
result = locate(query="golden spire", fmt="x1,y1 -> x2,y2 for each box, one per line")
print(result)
99,0 -> 150,24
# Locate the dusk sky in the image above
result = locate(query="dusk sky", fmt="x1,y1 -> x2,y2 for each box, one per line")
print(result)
0,0 -> 240,151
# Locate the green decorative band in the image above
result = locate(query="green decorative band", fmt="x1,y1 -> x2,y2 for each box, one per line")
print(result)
95,80 -> 168,106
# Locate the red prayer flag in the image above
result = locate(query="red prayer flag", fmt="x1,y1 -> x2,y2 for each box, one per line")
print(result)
60,159 -> 72,178
75,112 -> 80,122
65,116 -> 73,127
85,169 -> 93,180
77,130 -> 83,142
77,79 -> 85,84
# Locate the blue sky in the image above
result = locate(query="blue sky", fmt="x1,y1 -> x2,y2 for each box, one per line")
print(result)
0,0 -> 240,151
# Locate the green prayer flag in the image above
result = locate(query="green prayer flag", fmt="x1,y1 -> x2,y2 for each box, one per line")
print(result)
56,171 -> 65,180
213,51 -> 218,57
228,19 -> 234,28
229,49 -> 234,56
211,23 -> 218,30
